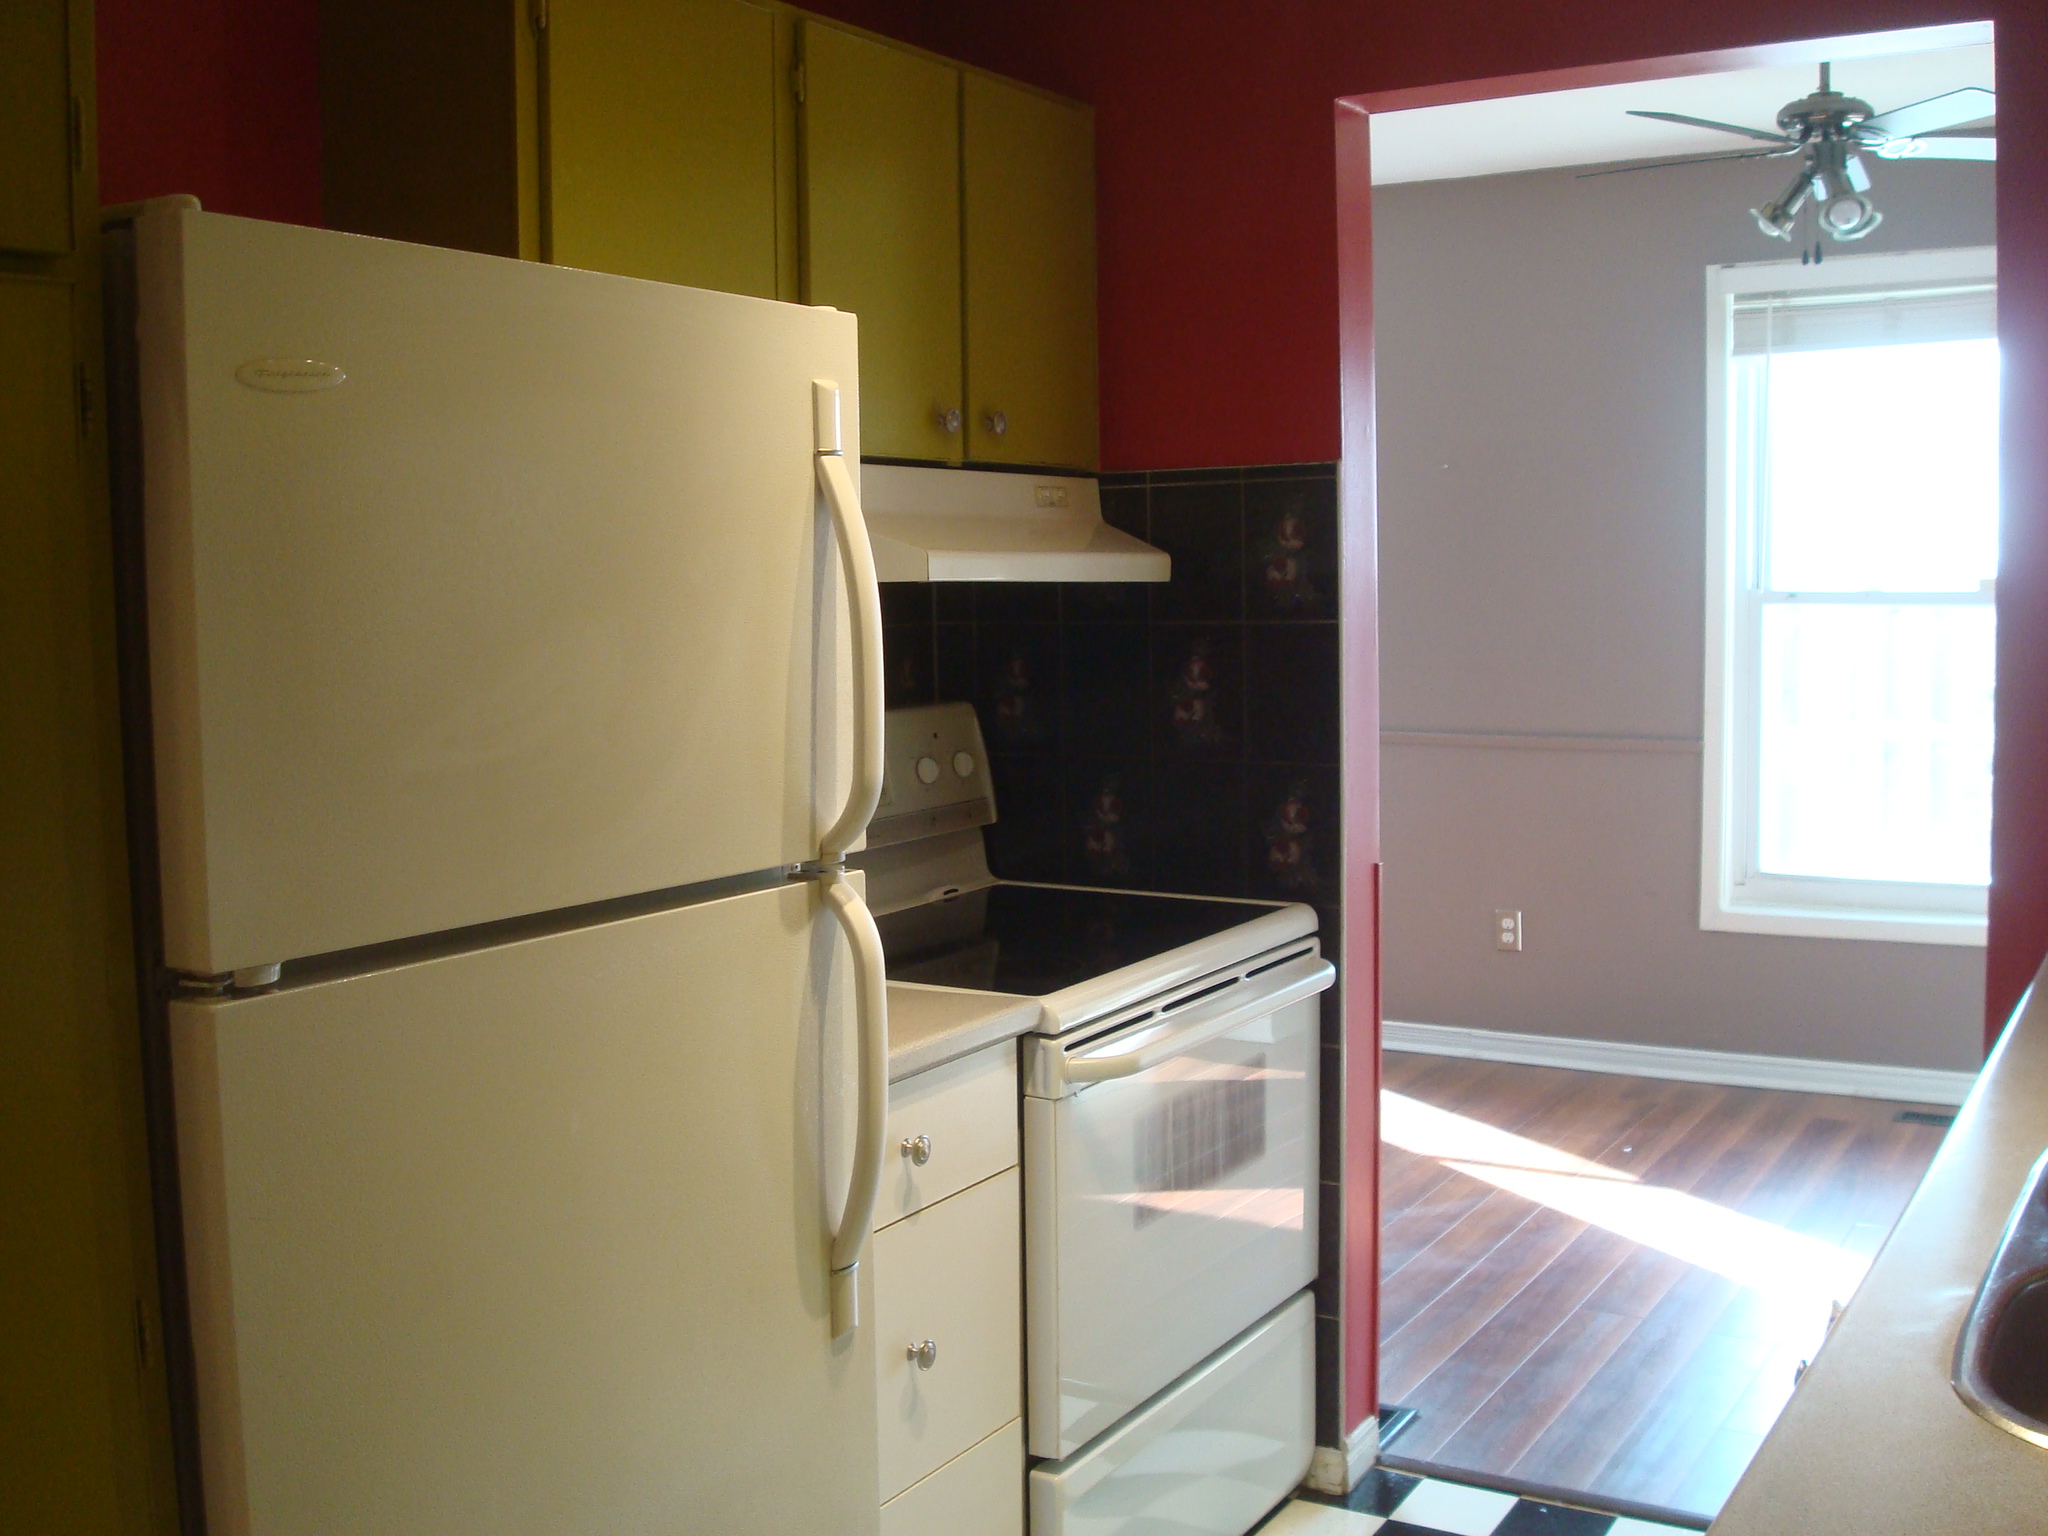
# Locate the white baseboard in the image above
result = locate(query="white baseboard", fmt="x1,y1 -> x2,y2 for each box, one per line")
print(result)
1306,1416 -> 1379,1495
1382,1019 -> 1976,1107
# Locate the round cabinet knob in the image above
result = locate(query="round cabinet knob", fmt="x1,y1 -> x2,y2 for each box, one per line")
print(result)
983,410 -> 1008,436
915,756 -> 941,785
935,407 -> 962,434
907,1338 -> 939,1371
952,751 -> 976,779
900,1134 -> 932,1166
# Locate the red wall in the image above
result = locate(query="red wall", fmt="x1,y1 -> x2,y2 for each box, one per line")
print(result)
97,0 -> 322,225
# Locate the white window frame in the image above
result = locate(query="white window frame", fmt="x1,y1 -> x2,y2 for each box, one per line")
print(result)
1700,245 -> 1997,947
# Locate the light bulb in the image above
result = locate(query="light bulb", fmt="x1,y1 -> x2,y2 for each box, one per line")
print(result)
1751,167 -> 1811,240
1821,193 -> 1882,239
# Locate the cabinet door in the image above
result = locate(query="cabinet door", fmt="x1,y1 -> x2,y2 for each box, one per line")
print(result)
963,74 -> 1096,469
547,0 -> 780,297
800,22 -> 962,463
2,273 -> 145,1534
0,0 -> 72,255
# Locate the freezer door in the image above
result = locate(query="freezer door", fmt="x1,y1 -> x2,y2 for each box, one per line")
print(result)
170,881 -> 879,1536
135,207 -> 863,975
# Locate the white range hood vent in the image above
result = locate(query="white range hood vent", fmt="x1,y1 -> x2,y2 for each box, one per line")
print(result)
861,464 -> 1170,583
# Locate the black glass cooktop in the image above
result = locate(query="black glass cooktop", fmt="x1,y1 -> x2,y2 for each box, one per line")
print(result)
875,882 -> 1277,996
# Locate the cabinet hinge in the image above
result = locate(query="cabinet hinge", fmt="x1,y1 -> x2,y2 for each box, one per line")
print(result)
75,363 -> 94,438
528,0 -> 549,33
69,96 -> 83,173
792,62 -> 806,104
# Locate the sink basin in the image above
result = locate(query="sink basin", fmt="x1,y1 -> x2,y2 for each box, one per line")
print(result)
1954,1147 -> 2048,1448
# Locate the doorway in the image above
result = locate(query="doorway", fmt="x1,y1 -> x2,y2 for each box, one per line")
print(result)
1339,22 -> 1998,1523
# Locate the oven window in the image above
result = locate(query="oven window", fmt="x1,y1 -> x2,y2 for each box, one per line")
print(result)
1132,1055 -> 1267,1227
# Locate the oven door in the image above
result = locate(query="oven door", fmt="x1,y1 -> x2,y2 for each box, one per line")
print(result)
1023,954 -> 1331,1460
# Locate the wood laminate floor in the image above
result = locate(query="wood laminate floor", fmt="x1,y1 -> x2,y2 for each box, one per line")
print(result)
1377,1052 -> 1952,1522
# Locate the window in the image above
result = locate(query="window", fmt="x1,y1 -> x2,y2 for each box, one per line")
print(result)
1701,247 -> 1998,945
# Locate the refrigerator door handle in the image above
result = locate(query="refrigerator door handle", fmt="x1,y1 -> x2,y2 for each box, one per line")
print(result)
821,869 -> 889,1338
814,382 -> 885,863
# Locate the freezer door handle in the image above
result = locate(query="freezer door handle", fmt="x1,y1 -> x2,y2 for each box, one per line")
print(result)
1061,956 -> 1334,1086
814,382 -> 885,863
822,870 -> 889,1337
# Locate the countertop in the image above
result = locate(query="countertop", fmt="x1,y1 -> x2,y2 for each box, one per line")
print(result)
1712,961 -> 2048,1534
886,982 -> 1040,1083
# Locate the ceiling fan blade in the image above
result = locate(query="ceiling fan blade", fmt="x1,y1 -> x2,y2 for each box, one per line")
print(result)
1577,145 -> 1803,179
1885,135 -> 1996,161
1626,109 -> 1793,144
1863,86 -> 1996,140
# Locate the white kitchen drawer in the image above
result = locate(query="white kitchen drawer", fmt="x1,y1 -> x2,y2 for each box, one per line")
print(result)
1029,1290 -> 1313,1536
880,1418 -> 1024,1536
884,1040 -> 1018,1226
875,1167 -> 1023,1501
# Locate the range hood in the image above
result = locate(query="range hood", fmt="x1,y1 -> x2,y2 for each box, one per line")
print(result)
860,464 -> 1170,583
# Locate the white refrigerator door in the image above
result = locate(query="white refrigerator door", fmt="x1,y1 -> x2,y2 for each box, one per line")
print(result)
136,207 -> 863,975
171,880 -> 880,1536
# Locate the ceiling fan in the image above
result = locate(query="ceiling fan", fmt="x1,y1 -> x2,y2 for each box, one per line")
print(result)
1588,64 -> 1995,245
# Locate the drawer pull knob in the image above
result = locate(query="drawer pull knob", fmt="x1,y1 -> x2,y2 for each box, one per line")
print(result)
900,1134 -> 933,1166
907,1338 -> 938,1370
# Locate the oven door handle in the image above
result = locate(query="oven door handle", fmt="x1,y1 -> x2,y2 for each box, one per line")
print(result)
1060,956 -> 1334,1085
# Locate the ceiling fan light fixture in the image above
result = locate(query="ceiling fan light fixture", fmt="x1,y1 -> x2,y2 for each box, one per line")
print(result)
1752,168 -> 1811,240
1821,193 -> 1882,239
1611,65 -> 1994,244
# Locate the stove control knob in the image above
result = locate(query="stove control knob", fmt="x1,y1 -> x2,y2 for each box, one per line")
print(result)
952,751 -> 976,779
916,756 -> 941,785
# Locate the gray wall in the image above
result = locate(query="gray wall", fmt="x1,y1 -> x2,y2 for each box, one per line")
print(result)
1373,155 -> 1995,1072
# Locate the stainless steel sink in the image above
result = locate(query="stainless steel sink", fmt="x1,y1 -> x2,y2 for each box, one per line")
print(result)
1954,1147 -> 2048,1448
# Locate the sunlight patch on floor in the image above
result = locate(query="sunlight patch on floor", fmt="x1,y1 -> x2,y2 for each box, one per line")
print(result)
1381,1089 -> 1870,1306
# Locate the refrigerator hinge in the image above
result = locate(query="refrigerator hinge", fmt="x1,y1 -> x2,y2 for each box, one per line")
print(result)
169,963 -> 283,998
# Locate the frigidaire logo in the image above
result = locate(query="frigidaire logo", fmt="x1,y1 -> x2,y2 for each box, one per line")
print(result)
235,359 -> 347,392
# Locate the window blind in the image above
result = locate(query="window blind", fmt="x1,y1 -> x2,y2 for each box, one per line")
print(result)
1732,281 -> 1997,356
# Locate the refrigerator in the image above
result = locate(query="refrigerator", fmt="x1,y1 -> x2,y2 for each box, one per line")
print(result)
111,203 -> 892,1535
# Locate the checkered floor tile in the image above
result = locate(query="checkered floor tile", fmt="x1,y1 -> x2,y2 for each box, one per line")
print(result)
1262,1469 -> 1700,1536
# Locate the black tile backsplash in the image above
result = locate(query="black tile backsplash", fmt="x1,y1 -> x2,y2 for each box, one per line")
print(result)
1245,475 -> 1338,619
877,461 -> 1342,904
1152,624 -> 1243,760
1246,623 -> 1341,765
1063,623 -> 1152,757
1148,481 -> 1245,621
1246,762 -> 1342,904
982,752 -> 1066,882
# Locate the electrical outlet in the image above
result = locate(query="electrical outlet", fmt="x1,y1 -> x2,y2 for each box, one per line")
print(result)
1495,909 -> 1523,952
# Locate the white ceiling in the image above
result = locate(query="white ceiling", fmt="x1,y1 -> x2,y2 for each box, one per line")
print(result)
1369,40 -> 1995,186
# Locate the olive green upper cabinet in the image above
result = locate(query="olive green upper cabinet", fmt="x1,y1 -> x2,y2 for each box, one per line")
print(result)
799,22 -> 963,464
963,74 -> 1097,470
0,0 -> 74,255
548,0 -> 781,296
